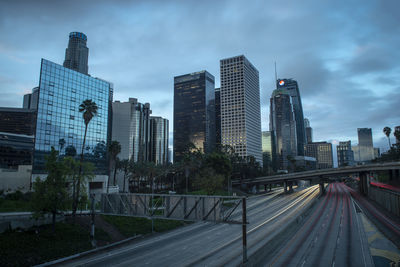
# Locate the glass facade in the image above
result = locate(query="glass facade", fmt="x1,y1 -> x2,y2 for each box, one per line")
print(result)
215,88 -> 221,147
305,142 -> 333,169
337,140 -> 354,167
63,32 -> 89,75
33,59 -> 112,174
150,116 -> 169,164
173,71 -> 215,162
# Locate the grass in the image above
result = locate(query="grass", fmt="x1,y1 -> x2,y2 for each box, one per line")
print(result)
0,199 -> 32,212
188,189 -> 231,196
101,215 -> 185,236
0,222 -> 112,266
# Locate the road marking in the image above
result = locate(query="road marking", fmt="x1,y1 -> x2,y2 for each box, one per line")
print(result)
367,232 -> 382,244
370,248 -> 400,263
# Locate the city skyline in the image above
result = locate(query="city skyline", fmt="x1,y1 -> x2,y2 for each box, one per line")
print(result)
1,0 -> 399,153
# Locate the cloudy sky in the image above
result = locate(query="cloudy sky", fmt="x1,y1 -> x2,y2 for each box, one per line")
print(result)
1,0 -> 399,159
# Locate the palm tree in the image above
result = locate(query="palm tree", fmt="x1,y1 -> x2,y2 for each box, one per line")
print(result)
108,141 -> 121,192
394,128 -> 400,146
383,126 -> 392,148
72,99 -> 98,219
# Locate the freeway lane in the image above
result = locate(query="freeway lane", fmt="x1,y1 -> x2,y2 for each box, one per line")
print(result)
59,186 -> 319,267
267,182 -> 374,267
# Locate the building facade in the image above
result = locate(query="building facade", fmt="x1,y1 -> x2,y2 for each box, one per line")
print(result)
337,140 -> 354,167
215,87 -> 221,148
23,87 -> 39,110
356,128 -> 374,162
270,90 -> 297,170
276,79 -> 306,155
304,118 -> 313,143
33,59 -> 112,174
220,55 -> 262,164
305,142 -> 333,169
262,131 -> 274,173
150,116 -> 169,165
173,70 -> 215,162
63,32 -> 89,75
112,98 -> 151,162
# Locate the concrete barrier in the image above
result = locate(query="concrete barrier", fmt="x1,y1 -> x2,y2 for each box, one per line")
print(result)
368,186 -> 400,217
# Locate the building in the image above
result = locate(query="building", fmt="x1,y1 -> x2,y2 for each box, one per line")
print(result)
395,126 -> 400,145
150,116 -> 169,165
0,108 -> 36,169
304,118 -> 313,143
305,142 -> 333,169
293,156 -> 317,171
337,141 -> 354,167
173,70 -> 215,162
63,32 -> 89,75
374,147 -> 380,159
270,90 -> 297,170
276,79 -> 306,155
220,55 -> 262,164
215,87 -> 221,148
33,58 -> 113,177
112,98 -> 152,162
23,87 -> 39,110
356,128 -> 374,162
262,131 -> 274,173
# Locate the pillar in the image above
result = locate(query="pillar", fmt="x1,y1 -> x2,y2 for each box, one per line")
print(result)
284,181 -> 287,193
319,182 -> 325,195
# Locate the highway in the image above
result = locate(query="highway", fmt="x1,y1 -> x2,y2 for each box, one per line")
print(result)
59,185 -> 320,266
266,182 -> 374,267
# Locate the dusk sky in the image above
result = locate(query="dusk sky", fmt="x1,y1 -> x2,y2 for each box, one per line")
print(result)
1,0 -> 399,159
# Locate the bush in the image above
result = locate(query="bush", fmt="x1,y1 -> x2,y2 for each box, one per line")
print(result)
4,191 -> 24,201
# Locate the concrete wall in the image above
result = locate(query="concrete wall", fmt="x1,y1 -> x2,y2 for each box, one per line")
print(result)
0,165 -> 32,193
368,186 -> 400,217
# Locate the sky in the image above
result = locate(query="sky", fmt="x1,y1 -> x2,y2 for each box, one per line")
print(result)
0,0 -> 399,162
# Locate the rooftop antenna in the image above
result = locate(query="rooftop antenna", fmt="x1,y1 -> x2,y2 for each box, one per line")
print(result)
274,61 -> 278,89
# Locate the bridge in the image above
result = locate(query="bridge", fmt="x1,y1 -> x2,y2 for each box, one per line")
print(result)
232,161 -> 400,195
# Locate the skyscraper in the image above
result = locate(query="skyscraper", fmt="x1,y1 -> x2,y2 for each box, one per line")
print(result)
63,32 -> 89,75
357,128 -> 374,162
276,79 -> 306,155
270,90 -> 297,170
262,131 -> 274,173
150,116 -> 169,165
395,126 -> 400,145
305,142 -> 333,169
337,140 -> 354,167
220,55 -> 262,164
215,87 -> 221,148
173,71 -> 215,162
112,98 -> 152,162
22,87 -> 39,110
304,118 -> 313,143
33,59 -> 112,175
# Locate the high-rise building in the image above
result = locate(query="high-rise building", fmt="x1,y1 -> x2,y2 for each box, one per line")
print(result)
33,59 -> 112,175
215,87 -> 221,148
270,90 -> 297,170
112,98 -> 152,162
63,32 -> 89,75
220,55 -> 262,164
374,147 -> 380,159
173,71 -> 215,162
337,140 -> 354,167
262,131 -> 274,173
150,116 -> 169,165
357,128 -> 374,162
305,142 -> 333,169
276,79 -> 306,155
304,118 -> 313,143
395,126 -> 400,145
22,87 -> 39,110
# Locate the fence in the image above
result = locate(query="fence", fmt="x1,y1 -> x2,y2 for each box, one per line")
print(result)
368,185 -> 400,216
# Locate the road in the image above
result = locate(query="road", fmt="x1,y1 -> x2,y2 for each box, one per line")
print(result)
59,185 -> 320,266
266,182 -> 374,266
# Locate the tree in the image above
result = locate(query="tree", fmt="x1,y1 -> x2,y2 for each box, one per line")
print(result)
108,140 -> 121,191
72,99 -> 98,219
394,128 -> 400,145
193,167 -> 225,195
65,145 -> 77,157
31,148 -> 70,233
383,126 -> 392,148
58,138 -> 66,155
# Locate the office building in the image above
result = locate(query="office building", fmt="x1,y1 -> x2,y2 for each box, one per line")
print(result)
262,131 -> 274,173
23,87 -> 39,110
215,87 -> 221,147
173,71 -> 215,162
356,128 -> 374,162
276,79 -> 306,155
337,140 -> 354,167
305,142 -> 333,169
0,108 -> 36,169
150,116 -> 169,165
374,147 -> 380,159
395,126 -> 400,145
220,55 -> 262,164
63,32 -> 89,75
270,90 -> 297,170
304,118 -> 313,143
33,59 -> 112,175
112,98 -> 152,162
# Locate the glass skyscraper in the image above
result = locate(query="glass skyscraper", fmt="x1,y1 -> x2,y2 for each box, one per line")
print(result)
173,71 -> 215,162
276,79 -> 306,155
220,55 -> 262,164
33,59 -> 112,174
63,32 -> 89,75
150,116 -> 169,165
356,128 -> 374,162
215,87 -> 221,147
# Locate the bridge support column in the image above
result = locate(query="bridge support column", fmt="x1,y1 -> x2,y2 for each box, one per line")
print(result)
359,171 -> 369,196
284,181 -> 287,193
269,184 -> 272,191
288,181 -> 293,193
319,182 -> 325,195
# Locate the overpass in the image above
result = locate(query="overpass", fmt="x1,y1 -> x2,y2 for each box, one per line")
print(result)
232,161 -> 400,194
